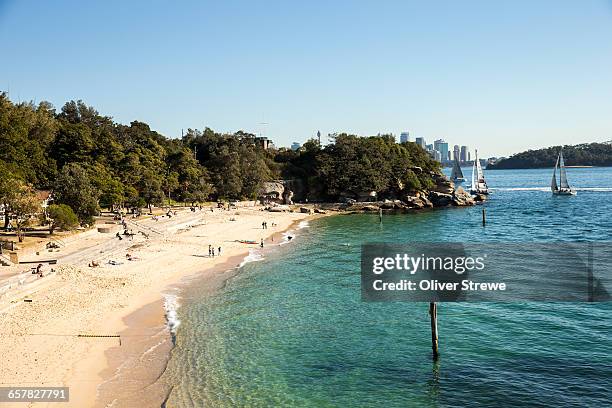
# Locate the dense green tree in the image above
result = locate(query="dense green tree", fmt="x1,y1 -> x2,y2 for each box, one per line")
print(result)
47,204 -> 79,234
0,94 -> 444,212
488,142 -> 612,169
138,170 -> 164,212
2,180 -> 40,241
53,163 -> 99,224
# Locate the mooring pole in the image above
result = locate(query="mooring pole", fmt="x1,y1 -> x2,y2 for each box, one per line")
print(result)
429,302 -> 439,360
482,208 -> 486,227
379,208 -> 383,223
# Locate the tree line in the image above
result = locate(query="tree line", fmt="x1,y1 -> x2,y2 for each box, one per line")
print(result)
488,142 -> 612,169
0,93 -> 441,236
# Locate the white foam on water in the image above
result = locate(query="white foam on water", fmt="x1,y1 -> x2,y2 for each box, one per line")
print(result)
163,294 -> 181,334
239,249 -> 265,268
279,231 -> 296,245
576,187 -> 612,192
492,187 -> 612,192
492,187 -> 549,191
297,220 -> 310,229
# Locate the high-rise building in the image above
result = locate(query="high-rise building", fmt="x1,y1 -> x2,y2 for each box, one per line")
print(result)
434,139 -> 449,163
427,149 -> 441,162
415,137 -> 426,149
400,132 -> 410,143
291,142 -> 301,151
460,146 -> 469,162
453,145 -> 460,161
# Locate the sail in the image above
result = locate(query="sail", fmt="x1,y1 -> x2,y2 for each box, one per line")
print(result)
559,151 -> 570,189
551,154 -> 559,191
451,157 -> 464,179
470,158 -> 477,191
475,151 -> 487,189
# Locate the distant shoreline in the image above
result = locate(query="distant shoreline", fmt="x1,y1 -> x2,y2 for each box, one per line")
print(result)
486,165 -> 609,170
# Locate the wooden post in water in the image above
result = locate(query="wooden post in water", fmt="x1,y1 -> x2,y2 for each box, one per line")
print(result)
379,208 -> 383,223
429,302 -> 439,360
482,208 -> 486,227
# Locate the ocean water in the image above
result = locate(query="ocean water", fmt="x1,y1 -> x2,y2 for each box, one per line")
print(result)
161,168 -> 612,407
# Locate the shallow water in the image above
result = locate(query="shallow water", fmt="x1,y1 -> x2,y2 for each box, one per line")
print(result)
162,167 -> 612,407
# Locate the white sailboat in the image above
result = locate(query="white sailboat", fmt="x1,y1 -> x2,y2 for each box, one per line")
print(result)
450,156 -> 466,182
470,150 -> 489,195
551,150 -> 576,195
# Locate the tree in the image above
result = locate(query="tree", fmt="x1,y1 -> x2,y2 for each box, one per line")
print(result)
0,167 -> 19,229
54,163 -> 100,224
47,204 -> 79,234
5,181 -> 40,242
403,169 -> 422,192
138,170 -> 164,212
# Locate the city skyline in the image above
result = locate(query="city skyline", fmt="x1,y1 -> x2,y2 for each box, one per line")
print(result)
2,1 -> 612,157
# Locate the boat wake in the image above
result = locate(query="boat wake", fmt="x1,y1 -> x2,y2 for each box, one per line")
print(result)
493,187 -> 612,192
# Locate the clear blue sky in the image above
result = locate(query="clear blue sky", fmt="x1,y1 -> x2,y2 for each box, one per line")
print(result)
1,0 -> 612,157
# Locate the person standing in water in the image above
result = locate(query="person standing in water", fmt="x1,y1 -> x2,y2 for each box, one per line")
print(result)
260,238 -> 264,248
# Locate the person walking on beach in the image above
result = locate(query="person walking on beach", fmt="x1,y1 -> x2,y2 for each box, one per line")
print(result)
218,246 -> 221,256
212,247 -> 215,257
208,245 -> 212,257
260,238 -> 264,248
262,221 -> 265,229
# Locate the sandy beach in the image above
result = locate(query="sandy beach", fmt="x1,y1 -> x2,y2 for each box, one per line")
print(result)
0,205 -> 316,407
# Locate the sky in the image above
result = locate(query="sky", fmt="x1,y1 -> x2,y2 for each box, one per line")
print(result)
1,0 -> 612,157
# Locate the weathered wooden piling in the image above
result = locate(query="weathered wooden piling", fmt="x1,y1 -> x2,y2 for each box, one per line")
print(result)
482,208 -> 486,227
429,302 -> 439,359
379,208 -> 383,223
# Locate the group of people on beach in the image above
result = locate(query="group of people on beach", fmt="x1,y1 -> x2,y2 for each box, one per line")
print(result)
208,244 -> 222,258
261,221 -> 277,229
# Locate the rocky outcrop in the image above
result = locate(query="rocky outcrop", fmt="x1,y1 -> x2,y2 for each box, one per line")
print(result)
339,191 -> 378,202
430,172 -> 455,195
380,199 -> 406,210
403,194 -> 433,209
452,187 -> 475,206
300,206 -> 313,214
259,180 -> 303,204
429,191 -> 453,207
283,190 -> 294,205
473,193 -> 487,202
259,182 -> 285,203
266,204 -> 291,212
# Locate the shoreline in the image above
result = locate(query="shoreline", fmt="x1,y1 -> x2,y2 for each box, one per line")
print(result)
92,216 -> 315,407
0,206 -> 320,407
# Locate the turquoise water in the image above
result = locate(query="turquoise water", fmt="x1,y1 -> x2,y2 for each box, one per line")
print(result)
163,168 -> 612,407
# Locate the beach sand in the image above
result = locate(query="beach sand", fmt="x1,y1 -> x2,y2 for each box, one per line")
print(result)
0,205 -> 316,407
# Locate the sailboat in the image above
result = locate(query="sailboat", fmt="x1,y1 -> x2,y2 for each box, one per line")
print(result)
551,150 -> 576,195
450,156 -> 466,182
470,150 -> 489,195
